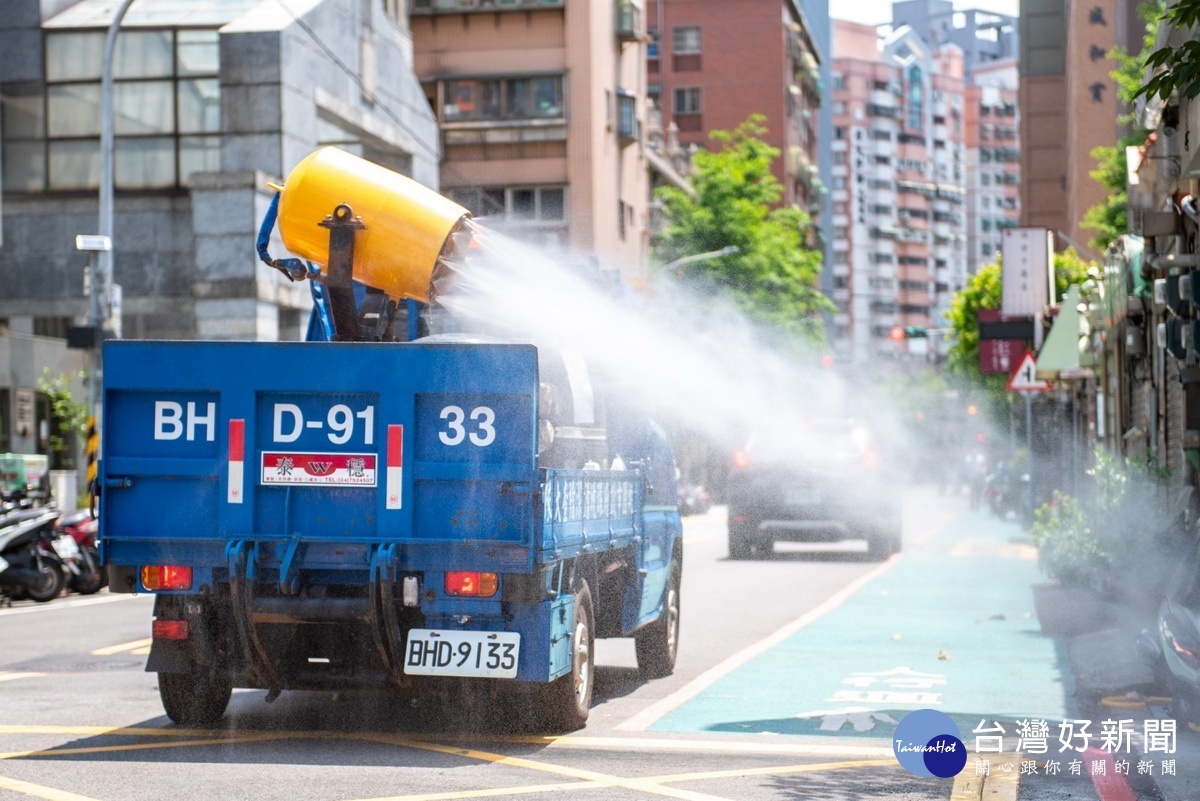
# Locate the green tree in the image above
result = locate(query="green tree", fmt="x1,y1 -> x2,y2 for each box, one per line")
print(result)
37,369 -> 88,470
1082,5 -> 1161,251
1135,0 -> 1200,102
946,250 -> 1093,406
652,115 -> 832,343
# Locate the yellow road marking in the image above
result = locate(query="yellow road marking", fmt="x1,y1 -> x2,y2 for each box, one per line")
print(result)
130,647 -> 150,656
530,735 -> 895,758
358,734 -> 734,801
648,758 -> 899,783
0,673 -> 46,683
950,753 -> 1022,801
0,732 -> 291,761
0,773 -> 101,801
90,638 -> 152,656
949,540 -> 1037,560
0,725 -> 230,737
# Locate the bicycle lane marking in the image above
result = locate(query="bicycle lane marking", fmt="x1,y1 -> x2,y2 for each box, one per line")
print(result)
617,554 -> 903,732
625,508 -> 1074,742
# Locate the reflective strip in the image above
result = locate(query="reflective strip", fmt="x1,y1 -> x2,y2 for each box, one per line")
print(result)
386,424 -> 403,510
228,418 -> 245,504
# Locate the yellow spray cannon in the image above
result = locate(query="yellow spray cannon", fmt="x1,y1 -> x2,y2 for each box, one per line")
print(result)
258,148 -> 471,339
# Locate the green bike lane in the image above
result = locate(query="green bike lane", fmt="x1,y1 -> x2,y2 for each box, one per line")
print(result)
645,499 -> 1077,742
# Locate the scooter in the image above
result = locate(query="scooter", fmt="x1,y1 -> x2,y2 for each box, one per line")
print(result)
0,506 -> 66,605
53,509 -> 105,595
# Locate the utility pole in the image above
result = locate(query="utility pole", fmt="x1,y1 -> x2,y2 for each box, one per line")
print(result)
90,0 -> 136,427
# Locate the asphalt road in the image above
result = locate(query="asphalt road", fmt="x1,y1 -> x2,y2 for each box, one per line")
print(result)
0,486 -> 1163,800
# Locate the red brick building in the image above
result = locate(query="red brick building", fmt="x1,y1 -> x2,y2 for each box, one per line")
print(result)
647,0 -> 824,212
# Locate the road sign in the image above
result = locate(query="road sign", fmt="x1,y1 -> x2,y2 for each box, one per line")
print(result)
1005,350 -> 1052,393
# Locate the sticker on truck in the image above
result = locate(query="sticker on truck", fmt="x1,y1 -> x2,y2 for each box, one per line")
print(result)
261,452 -> 377,486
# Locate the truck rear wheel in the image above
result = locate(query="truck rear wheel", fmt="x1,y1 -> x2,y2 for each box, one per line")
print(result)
539,580 -> 594,731
635,561 -> 680,679
159,670 -> 232,727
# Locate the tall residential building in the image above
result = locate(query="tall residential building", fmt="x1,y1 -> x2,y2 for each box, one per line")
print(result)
892,0 -> 1016,80
830,20 -> 966,362
965,60 -> 1020,275
0,0 -> 438,456
645,0 -> 825,214
1019,0 -> 1141,256
888,1 -> 1020,277
409,0 -> 649,281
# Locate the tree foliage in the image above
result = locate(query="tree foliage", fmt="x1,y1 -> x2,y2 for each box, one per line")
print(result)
1135,0 -> 1200,102
946,251 -> 1094,405
652,115 -> 831,343
37,369 -> 87,470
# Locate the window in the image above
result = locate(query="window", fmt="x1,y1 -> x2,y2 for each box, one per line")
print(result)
672,26 -> 700,54
906,64 -> 923,131
647,27 -> 659,59
446,185 -> 567,247
832,73 -> 845,90
832,101 -> 846,115
616,91 -> 637,140
834,126 -> 846,139
5,28 -> 220,192
442,75 -> 564,122
673,86 -> 701,114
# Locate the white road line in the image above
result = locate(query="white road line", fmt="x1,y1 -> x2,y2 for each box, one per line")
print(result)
616,554 -> 903,732
0,594 -> 144,618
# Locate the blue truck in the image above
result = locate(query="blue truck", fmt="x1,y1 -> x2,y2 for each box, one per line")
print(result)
97,149 -> 683,730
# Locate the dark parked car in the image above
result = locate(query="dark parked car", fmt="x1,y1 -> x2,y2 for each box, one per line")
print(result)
726,420 -> 903,560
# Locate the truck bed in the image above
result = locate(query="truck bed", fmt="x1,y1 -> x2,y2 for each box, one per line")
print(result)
99,340 -> 643,589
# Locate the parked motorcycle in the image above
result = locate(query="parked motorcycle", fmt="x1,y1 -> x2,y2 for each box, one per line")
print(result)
53,509 -> 105,595
0,506 -> 66,604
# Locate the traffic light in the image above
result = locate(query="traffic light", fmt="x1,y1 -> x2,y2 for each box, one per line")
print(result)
889,326 -> 928,340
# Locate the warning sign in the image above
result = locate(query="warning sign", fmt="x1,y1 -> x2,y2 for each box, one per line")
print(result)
261,452 -> 377,486
1005,351 -> 1052,393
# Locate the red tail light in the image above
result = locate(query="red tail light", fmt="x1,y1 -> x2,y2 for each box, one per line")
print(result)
733,449 -> 751,469
152,619 -> 189,640
445,571 -> 498,597
860,447 -> 880,470
140,565 -> 193,591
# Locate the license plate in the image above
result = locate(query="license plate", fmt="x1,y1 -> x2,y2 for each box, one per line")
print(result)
786,488 -> 820,505
52,536 -> 80,559
0,555 -> 8,573
403,629 -> 520,679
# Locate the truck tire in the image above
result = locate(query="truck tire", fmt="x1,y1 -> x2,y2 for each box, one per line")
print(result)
635,561 -> 680,679
539,580 -> 594,731
159,670 -> 232,727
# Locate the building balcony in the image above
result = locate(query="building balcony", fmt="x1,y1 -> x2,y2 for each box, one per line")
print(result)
616,0 -> 641,41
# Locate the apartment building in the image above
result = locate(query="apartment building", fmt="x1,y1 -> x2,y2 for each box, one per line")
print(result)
965,59 -> 1020,275
830,20 -> 966,362
409,0 -> 649,280
645,0 -> 825,214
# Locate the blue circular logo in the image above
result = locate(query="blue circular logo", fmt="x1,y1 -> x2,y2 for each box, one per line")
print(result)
893,709 -> 967,778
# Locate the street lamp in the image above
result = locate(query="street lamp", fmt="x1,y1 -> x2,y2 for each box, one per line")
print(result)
663,245 -> 740,275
